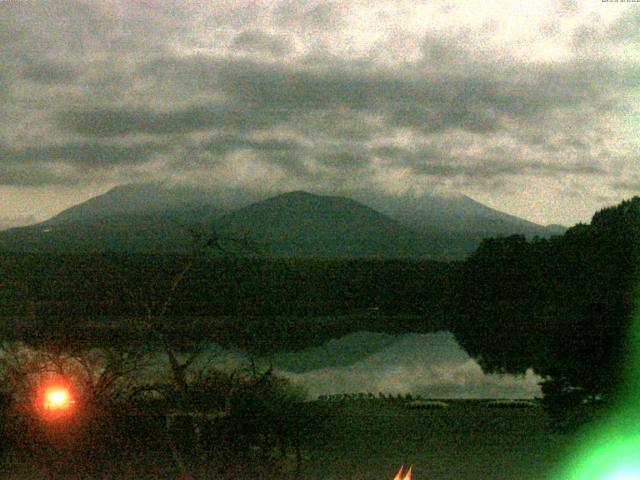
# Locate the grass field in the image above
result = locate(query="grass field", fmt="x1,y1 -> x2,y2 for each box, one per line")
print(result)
299,400 -> 576,480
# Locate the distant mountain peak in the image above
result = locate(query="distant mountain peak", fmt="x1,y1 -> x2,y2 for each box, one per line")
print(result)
45,182 -> 219,225
252,190 -> 365,211
273,190 -> 345,201
0,184 -> 566,258
234,190 -> 379,214
281,190 -> 314,197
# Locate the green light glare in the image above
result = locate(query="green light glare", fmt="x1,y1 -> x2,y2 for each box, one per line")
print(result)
555,299 -> 640,480
555,424 -> 640,480
606,467 -> 640,480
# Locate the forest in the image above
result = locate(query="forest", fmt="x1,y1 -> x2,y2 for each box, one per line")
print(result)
451,196 -> 640,430
0,255 -> 455,352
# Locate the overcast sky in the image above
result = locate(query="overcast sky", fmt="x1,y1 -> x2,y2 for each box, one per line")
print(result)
1,0 -> 638,227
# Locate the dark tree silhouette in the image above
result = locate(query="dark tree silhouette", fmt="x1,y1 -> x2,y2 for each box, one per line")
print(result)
450,197 -> 640,430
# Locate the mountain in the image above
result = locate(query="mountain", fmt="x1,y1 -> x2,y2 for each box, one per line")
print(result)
0,183 -> 230,254
0,208 -> 223,254
355,191 -> 565,238
44,183 -> 223,225
214,191 -> 451,259
544,224 -> 568,236
0,184 -> 565,259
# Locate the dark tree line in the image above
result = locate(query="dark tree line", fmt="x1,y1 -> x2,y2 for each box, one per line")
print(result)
0,256 -> 454,353
0,256 -> 454,318
0,229 -> 326,479
450,196 -> 640,430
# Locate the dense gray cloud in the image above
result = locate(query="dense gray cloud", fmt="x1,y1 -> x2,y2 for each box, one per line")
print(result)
274,1 -> 344,31
0,0 -> 638,225
59,105 -> 291,137
406,158 -> 604,179
55,55 -> 624,174
0,141 -> 165,186
0,164 -> 75,187
21,60 -> 78,85
8,142 -> 163,166
231,30 -> 295,56
214,57 -> 612,126
370,144 -> 606,179
612,176 -> 640,194
201,135 -> 300,156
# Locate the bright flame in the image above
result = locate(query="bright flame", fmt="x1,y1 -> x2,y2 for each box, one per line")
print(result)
393,465 -> 412,480
404,465 -> 412,480
43,387 -> 72,411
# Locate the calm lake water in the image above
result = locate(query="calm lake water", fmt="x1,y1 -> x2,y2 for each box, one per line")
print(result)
0,329 -> 541,400
187,330 -> 542,399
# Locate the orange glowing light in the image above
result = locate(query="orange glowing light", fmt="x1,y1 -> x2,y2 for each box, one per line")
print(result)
43,386 -> 73,411
393,465 -> 412,480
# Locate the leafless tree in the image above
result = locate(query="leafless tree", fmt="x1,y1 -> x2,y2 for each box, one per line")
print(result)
126,225 -> 263,479
131,225 -> 258,396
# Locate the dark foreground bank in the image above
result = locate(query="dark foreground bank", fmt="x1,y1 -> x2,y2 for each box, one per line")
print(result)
0,398 -> 575,480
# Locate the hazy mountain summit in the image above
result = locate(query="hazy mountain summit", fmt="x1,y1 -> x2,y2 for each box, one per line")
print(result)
221,190 -> 404,235
356,191 -> 564,238
216,190 -> 438,258
0,183 -> 565,259
45,183 -> 221,225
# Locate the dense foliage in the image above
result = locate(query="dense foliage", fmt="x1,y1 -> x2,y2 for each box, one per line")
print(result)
0,256 -> 455,351
450,196 -> 640,430
0,352 -> 315,479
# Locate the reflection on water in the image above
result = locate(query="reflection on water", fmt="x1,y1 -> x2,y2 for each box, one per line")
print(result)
1,331 -> 541,400
188,331 -> 541,399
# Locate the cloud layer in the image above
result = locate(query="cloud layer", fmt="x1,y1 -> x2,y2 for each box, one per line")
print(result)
1,1 -> 638,225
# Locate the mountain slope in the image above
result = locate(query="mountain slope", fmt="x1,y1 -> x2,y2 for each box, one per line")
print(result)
357,191 -> 565,238
0,184 -> 564,259
215,191 -> 448,258
0,208 -> 222,254
45,183 -> 221,225
0,183 -> 227,254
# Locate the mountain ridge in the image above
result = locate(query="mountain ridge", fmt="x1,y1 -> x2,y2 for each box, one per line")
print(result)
0,184 -> 566,259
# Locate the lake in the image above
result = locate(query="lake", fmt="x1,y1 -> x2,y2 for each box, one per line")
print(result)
190,330 -> 542,400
